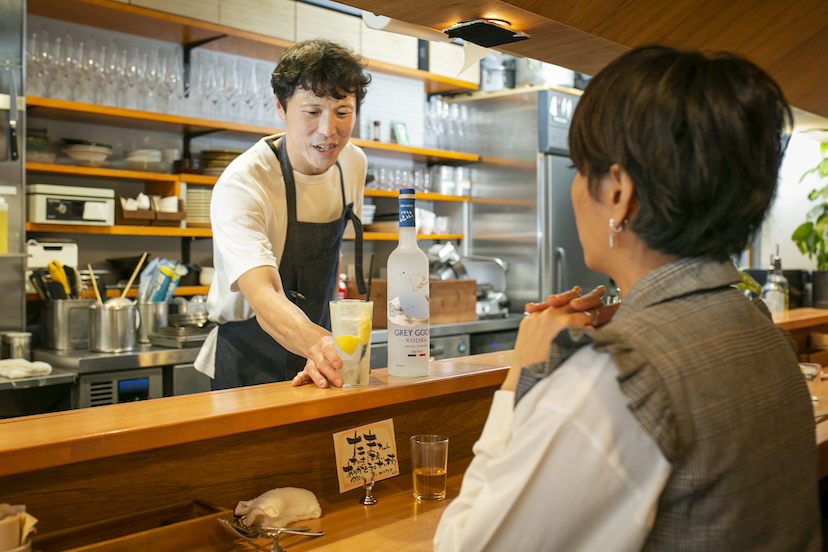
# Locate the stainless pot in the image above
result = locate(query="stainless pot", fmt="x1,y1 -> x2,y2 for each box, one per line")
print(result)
89,302 -> 137,353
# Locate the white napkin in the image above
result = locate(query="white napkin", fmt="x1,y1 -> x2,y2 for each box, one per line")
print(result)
0,359 -> 52,380
235,488 -> 321,527
0,504 -> 37,550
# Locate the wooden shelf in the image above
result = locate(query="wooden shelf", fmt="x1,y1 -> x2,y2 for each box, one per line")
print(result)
26,0 -> 477,95
26,285 -> 209,301
178,174 -> 219,185
25,223 -> 462,241
364,189 -> 470,202
26,96 -> 275,136
351,139 -> 478,164
26,222 -> 212,237
26,162 -> 179,182
352,232 -> 464,241
26,97 -> 477,165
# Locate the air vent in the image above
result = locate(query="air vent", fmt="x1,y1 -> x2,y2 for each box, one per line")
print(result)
89,381 -> 114,406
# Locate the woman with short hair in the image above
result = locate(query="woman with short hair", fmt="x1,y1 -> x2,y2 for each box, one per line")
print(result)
434,46 -> 820,552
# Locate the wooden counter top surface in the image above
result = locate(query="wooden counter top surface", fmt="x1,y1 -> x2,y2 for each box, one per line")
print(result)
772,307 -> 828,331
0,352 -> 511,478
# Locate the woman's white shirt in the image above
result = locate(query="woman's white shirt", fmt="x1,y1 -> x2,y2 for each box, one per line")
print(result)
433,346 -> 671,552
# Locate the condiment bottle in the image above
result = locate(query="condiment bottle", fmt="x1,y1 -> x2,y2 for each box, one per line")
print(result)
761,245 -> 789,313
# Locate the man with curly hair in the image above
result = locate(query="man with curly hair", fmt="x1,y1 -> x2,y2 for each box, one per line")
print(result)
196,40 -> 372,390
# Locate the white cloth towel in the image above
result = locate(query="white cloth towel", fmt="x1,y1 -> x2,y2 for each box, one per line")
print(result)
0,504 -> 37,550
0,359 -> 52,380
235,488 -> 321,527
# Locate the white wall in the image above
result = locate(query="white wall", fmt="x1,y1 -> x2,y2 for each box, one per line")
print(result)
758,133 -> 825,270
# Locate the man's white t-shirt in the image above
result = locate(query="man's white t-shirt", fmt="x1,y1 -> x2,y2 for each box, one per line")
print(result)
194,133 -> 366,377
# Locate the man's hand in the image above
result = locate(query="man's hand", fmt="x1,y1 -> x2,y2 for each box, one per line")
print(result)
291,335 -> 344,388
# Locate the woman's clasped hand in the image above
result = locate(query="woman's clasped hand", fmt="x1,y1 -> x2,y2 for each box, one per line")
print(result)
503,285 -> 620,392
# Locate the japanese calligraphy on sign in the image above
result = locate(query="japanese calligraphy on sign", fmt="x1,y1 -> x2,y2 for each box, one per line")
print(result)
332,418 -> 399,493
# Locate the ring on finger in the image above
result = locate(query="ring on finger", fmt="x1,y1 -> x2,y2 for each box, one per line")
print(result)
587,309 -> 600,326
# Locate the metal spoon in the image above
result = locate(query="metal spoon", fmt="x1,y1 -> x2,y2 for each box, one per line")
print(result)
219,518 -> 324,552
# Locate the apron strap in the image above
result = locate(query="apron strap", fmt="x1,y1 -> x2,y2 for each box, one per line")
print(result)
347,203 -> 367,296
270,136 -> 367,296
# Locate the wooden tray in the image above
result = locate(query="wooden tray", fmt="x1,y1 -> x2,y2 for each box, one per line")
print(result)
31,500 -> 235,552
346,278 -> 477,328
114,196 -> 155,226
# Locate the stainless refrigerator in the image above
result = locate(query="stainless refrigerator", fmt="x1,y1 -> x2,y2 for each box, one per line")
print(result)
455,86 -> 609,312
0,0 -> 26,330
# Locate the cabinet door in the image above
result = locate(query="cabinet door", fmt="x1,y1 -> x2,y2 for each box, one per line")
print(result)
132,0 -> 220,24
296,3 -> 360,54
428,42 -> 480,85
220,0 -> 295,41
0,0 -> 23,65
361,21 -> 418,70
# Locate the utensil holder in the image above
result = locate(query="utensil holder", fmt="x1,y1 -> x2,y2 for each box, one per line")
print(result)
42,299 -> 95,350
89,303 -> 137,353
138,301 -> 169,344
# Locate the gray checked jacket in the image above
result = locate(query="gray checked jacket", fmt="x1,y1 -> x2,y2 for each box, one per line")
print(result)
516,258 -> 821,551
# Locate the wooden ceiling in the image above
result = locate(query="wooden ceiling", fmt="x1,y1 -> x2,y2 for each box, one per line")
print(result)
338,0 -> 828,127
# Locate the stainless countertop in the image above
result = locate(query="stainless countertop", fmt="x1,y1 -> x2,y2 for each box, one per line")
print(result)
33,344 -> 201,374
32,315 -> 524,374
0,367 -> 77,391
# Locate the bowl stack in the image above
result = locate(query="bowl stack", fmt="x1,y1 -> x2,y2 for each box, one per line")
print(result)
200,150 -> 242,176
62,139 -> 112,166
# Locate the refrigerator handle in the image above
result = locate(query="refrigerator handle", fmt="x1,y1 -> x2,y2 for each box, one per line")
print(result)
554,247 -> 567,294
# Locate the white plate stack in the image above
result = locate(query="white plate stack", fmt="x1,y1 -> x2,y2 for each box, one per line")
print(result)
362,204 -> 376,225
186,187 -> 212,225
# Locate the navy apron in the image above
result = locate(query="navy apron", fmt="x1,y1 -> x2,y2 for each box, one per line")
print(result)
213,137 -> 366,390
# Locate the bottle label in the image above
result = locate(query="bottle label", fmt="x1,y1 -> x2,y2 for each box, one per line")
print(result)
388,273 -> 429,361
387,274 -> 429,326
399,195 -> 415,228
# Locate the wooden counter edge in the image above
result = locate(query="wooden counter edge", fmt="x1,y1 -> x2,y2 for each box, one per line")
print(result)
0,352 -> 511,477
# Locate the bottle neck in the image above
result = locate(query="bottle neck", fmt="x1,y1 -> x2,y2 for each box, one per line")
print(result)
399,226 -> 418,247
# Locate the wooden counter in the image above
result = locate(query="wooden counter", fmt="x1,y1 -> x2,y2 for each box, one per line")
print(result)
0,352 -> 510,535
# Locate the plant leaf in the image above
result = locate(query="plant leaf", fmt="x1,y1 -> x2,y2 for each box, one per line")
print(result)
801,167 -> 819,183
820,158 -> 828,178
793,221 -> 815,241
808,203 -> 825,218
817,214 -> 828,234
821,142 -> 828,156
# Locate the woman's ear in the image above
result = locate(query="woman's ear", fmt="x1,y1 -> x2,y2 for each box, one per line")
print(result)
606,164 -> 638,222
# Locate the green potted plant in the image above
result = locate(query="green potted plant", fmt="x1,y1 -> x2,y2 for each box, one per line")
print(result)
792,143 -> 828,307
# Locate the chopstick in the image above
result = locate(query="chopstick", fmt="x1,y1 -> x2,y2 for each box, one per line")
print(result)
119,252 -> 147,305
88,263 -> 103,305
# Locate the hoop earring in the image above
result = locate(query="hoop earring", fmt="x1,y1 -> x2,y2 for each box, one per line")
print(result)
609,218 -> 628,249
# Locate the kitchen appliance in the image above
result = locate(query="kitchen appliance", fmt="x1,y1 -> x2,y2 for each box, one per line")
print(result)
0,0 -> 26,331
452,86 -> 610,310
73,367 -> 163,408
27,184 -> 115,226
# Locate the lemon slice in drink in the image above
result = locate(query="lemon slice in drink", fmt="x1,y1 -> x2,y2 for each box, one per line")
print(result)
335,335 -> 359,354
357,314 -> 372,344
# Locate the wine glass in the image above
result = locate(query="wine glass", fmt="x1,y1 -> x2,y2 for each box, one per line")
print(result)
122,45 -> 145,109
158,47 -> 184,114
197,50 -> 220,119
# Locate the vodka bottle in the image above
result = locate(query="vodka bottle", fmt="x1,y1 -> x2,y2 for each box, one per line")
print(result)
761,246 -> 789,313
387,189 -> 430,376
